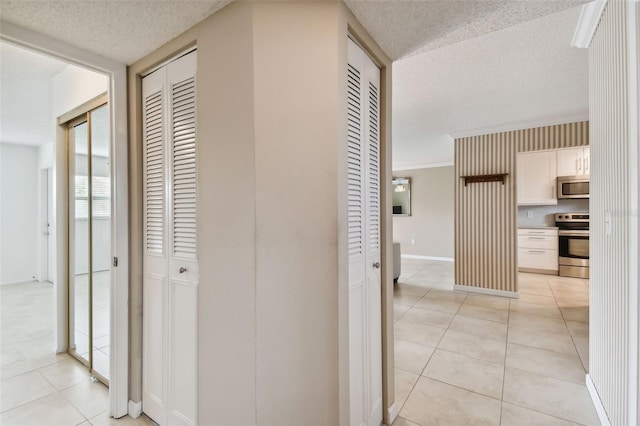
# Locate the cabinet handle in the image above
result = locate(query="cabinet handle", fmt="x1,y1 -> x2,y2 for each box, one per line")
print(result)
576,158 -> 582,173
528,250 -> 546,254
179,267 -> 187,273
584,157 -> 589,173
527,236 -> 546,240
552,185 -> 555,198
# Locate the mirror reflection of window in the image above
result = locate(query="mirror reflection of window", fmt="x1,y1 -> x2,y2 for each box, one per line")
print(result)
392,177 -> 411,216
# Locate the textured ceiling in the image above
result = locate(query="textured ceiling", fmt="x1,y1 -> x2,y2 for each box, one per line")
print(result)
344,0 -> 587,60
0,42 -> 66,146
0,0 -> 232,64
0,0 -> 589,168
0,0 -> 587,65
392,5 -> 589,170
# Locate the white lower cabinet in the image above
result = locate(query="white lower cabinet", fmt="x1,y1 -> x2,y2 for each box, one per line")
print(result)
517,228 -> 558,274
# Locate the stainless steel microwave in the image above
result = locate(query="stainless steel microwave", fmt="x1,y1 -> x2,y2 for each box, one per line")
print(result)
557,175 -> 590,199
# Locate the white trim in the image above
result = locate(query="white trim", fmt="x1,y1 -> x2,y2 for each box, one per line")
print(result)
387,402 -> 399,425
626,2 -> 639,424
401,254 -> 454,262
392,161 -> 453,172
454,284 -> 519,298
586,374 -> 612,426
1,21 -> 130,418
572,1 -> 608,48
449,114 -> 589,140
128,400 -> 142,419
0,279 -> 46,286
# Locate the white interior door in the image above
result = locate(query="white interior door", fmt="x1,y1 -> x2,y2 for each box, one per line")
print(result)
347,38 -> 382,426
142,50 -> 198,426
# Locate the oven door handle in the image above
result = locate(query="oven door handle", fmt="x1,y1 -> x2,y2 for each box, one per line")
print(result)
558,230 -> 590,237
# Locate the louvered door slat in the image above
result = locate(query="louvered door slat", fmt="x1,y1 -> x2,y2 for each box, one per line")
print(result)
171,76 -> 197,259
144,90 -> 165,254
347,63 -> 364,258
367,81 -> 380,253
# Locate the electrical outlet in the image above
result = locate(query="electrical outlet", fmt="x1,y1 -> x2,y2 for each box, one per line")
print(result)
410,238 -> 416,245
527,210 -> 534,218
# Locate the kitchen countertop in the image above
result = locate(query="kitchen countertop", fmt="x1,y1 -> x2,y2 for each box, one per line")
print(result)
518,226 -> 559,230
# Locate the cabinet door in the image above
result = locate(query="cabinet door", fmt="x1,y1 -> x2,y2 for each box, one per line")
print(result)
556,148 -> 582,176
557,147 -> 590,176
518,248 -> 558,270
582,146 -> 590,175
517,151 -> 558,205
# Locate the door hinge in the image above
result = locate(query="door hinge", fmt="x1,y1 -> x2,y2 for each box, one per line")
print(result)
113,256 -> 118,267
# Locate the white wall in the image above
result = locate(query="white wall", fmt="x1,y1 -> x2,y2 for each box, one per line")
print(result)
0,143 -> 40,284
38,143 -> 54,170
52,65 -> 108,118
393,166 -> 454,259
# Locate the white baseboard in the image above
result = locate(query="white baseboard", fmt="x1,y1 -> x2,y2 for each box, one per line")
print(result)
0,279 -> 37,286
586,374 -> 611,426
387,402 -> 399,425
401,254 -> 454,262
454,284 -> 519,298
128,400 -> 142,419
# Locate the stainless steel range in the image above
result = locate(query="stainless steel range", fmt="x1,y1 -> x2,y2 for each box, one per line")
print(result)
555,213 -> 589,278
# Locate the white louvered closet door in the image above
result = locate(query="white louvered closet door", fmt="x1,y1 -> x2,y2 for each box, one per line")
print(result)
142,50 -> 198,426
347,38 -> 382,426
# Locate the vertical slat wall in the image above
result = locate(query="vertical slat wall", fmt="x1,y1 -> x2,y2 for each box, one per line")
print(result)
516,121 -> 589,152
454,121 -> 588,293
455,133 -> 517,292
589,1 -> 635,424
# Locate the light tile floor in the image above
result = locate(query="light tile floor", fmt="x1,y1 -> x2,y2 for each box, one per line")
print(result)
0,281 -> 156,426
392,258 -> 596,426
2,264 -> 595,425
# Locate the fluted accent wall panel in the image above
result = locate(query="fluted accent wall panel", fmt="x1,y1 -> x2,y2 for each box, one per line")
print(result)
455,121 -> 588,293
588,1 -> 638,424
516,121 -> 589,152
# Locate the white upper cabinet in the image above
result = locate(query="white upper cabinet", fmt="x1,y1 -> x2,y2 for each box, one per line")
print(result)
517,150 -> 558,205
556,146 -> 590,176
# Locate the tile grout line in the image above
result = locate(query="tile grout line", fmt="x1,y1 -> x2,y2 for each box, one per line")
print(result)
547,275 -> 586,364
394,265 -> 592,426
393,273 -> 454,425
499,297 -> 513,426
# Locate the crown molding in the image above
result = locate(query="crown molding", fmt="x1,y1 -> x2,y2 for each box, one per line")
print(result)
571,0 -> 608,49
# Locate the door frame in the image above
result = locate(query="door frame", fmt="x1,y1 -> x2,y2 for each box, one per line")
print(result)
0,22 -> 130,418
39,167 -> 50,282
341,7 -> 394,425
